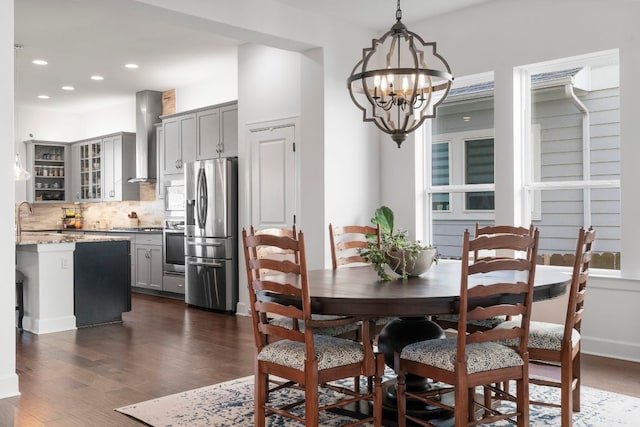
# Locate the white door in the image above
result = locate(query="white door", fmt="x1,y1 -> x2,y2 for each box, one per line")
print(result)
250,125 -> 297,230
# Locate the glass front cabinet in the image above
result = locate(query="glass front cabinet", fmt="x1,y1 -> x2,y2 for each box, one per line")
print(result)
25,141 -> 69,203
71,138 -> 102,202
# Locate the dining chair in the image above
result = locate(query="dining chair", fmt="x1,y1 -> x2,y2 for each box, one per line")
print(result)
433,223 -> 535,333
254,225 -> 362,339
329,223 -> 381,269
329,223 -> 393,333
242,227 -> 384,427
395,227 -> 540,427
491,226 -> 596,427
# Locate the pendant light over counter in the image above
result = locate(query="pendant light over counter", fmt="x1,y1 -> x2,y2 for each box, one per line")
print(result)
347,0 -> 454,147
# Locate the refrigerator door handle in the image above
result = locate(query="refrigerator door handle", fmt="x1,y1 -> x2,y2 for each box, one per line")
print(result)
186,241 -> 223,247
196,166 -> 208,229
187,258 -> 223,268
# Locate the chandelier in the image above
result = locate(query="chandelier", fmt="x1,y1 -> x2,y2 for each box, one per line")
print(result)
347,0 -> 453,148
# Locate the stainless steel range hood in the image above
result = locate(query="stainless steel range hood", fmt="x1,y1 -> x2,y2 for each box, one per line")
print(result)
128,90 -> 163,183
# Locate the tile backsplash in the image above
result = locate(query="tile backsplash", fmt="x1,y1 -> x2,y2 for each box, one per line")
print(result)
18,182 -> 165,230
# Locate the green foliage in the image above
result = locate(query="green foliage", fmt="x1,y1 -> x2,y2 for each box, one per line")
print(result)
359,206 -> 432,281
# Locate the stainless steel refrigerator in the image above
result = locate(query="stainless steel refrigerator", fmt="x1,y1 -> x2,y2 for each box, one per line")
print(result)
185,157 -> 238,312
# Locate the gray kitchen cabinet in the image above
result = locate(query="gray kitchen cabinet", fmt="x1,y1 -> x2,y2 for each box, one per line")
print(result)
134,233 -> 162,290
71,132 -> 138,202
155,124 -> 164,199
25,140 -> 69,203
71,138 -> 102,202
196,102 -> 238,159
218,103 -> 238,157
161,112 -> 196,174
102,132 -> 139,201
162,272 -> 185,295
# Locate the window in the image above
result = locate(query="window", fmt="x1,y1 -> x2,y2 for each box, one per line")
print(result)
424,52 -> 621,269
522,52 -> 620,269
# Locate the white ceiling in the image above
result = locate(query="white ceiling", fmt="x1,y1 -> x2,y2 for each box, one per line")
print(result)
14,0 -> 493,113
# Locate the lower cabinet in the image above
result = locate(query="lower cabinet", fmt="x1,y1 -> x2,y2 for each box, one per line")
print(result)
163,272 -> 185,295
134,234 -> 163,290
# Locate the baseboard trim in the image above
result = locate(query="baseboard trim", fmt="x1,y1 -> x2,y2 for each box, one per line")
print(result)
0,373 -> 20,399
582,336 -> 640,363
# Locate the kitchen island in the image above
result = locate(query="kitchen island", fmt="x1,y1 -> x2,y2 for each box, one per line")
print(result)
16,232 -> 132,334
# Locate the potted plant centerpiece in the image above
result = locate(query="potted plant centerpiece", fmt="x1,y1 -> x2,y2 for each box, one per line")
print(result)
359,206 -> 438,281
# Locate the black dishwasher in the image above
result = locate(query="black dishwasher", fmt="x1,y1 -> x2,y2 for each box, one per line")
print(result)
74,240 -> 131,327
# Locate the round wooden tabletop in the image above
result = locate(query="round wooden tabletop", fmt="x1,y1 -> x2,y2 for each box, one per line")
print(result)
308,262 -> 571,317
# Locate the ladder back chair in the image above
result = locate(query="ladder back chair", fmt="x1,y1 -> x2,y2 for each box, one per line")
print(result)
492,226 -> 596,426
329,223 -> 393,330
254,225 -> 362,338
433,223 -> 535,333
329,223 -> 381,269
395,227 -> 540,427
242,227 -> 384,427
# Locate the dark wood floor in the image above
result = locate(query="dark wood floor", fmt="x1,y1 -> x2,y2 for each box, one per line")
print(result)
2,293 -> 639,426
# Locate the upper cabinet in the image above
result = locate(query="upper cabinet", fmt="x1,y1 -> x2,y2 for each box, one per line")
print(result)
72,138 -> 102,202
102,133 -> 139,201
25,140 -> 69,203
196,103 -> 238,159
162,113 -> 196,175
71,132 -> 139,203
162,101 -> 238,176
155,123 -> 164,199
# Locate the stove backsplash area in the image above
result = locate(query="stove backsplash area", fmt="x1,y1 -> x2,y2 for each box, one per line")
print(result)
19,182 -> 164,231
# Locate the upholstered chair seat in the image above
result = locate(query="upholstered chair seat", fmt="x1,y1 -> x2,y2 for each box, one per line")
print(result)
496,320 -> 581,351
258,335 -> 365,371
269,315 -> 362,337
400,337 -> 524,374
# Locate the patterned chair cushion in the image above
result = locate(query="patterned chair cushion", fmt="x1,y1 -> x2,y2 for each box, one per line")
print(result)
435,314 -> 509,329
495,320 -> 581,350
400,338 -> 524,374
258,335 -> 364,371
269,315 -> 362,337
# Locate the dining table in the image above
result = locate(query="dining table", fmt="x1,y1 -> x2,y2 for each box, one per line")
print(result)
306,261 -> 571,317
304,261 -> 572,424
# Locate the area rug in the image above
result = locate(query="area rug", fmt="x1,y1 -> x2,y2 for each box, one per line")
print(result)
116,371 -> 640,426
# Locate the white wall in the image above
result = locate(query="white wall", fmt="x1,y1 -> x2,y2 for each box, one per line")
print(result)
2,0 -> 20,400
237,43 -> 302,314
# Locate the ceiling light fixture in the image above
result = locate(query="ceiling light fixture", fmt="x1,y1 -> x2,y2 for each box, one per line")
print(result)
124,63 -> 139,69
37,95 -> 50,99
90,75 -> 104,81
61,85 -> 75,91
32,59 -> 48,65
347,0 -> 454,148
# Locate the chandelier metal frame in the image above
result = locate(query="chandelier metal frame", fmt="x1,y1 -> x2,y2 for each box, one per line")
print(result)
347,0 -> 454,147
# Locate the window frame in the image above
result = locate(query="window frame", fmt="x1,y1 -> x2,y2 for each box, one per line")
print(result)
430,128 -> 495,221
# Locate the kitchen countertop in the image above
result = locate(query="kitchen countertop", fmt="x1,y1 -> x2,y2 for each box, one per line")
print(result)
20,227 -> 164,234
16,232 -> 133,246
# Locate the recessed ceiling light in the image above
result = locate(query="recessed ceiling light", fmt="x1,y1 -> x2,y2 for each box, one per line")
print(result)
61,86 -> 75,91
32,59 -> 48,65
124,63 -> 139,69
463,116 -> 472,122
90,75 -> 104,81
37,95 -> 50,99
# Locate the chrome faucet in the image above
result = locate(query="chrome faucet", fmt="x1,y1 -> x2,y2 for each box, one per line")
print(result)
16,201 -> 33,239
